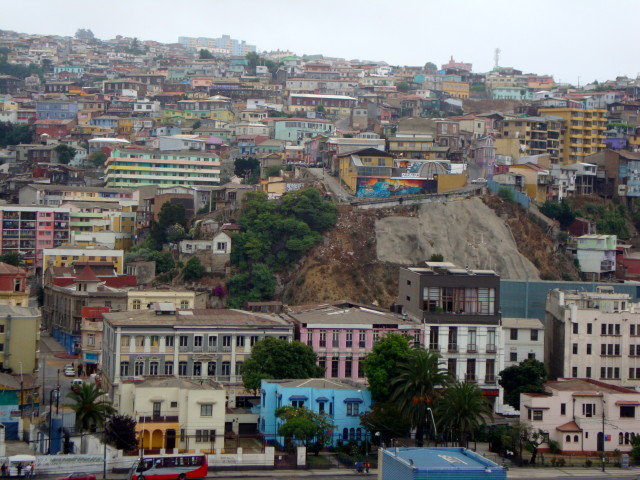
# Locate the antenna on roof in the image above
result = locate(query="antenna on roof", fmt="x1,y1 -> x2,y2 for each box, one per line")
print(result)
494,48 -> 501,69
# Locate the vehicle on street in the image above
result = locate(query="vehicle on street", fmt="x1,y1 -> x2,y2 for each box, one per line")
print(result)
64,367 -> 75,377
70,378 -> 83,392
57,473 -> 97,480
128,454 -> 208,480
471,178 -> 488,184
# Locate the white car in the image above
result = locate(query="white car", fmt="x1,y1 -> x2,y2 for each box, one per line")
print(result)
64,367 -> 75,377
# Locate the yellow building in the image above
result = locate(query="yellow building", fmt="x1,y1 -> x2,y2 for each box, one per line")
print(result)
388,136 -> 434,160
117,117 -> 135,136
0,306 -> 41,373
497,116 -> 563,163
338,148 -> 395,193
437,173 -> 468,193
0,263 -> 29,308
42,246 -> 124,278
441,80 -> 470,99
163,108 -> 235,123
128,289 -> 207,311
538,108 -> 607,164
509,163 -> 551,203
259,176 -> 287,199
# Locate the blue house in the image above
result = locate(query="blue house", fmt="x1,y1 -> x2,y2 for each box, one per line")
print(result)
258,378 -> 372,446
35,100 -> 79,120
379,447 -> 506,480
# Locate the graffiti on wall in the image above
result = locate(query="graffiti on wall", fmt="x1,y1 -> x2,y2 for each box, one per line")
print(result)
355,177 -> 436,198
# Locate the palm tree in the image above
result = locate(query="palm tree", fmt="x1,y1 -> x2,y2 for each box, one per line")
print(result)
435,381 -> 492,448
390,349 -> 451,447
67,383 -> 115,433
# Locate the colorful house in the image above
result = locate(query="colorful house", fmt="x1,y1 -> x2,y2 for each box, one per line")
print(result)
258,378 -> 372,446
0,262 -> 29,307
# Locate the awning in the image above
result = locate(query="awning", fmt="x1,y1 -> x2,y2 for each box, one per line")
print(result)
315,397 -> 329,402
616,401 -> 640,406
289,395 -> 308,401
343,398 -> 364,403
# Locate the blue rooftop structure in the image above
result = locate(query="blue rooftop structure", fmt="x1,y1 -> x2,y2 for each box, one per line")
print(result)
380,447 -> 506,480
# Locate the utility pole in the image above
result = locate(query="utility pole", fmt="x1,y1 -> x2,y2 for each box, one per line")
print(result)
602,398 -> 606,472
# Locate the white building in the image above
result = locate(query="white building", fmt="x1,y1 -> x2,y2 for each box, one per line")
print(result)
178,232 -> 231,255
521,378 -> 640,453
545,287 -> 640,386
502,317 -> 545,368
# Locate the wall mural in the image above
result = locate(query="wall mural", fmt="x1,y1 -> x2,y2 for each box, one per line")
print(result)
355,177 -> 436,197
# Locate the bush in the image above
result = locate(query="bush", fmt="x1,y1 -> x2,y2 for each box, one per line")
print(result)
548,439 -> 561,454
498,187 -> 515,203
585,459 -> 593,467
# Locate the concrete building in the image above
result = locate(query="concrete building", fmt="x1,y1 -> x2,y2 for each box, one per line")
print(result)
0,262 -> 29,307
575,234 -> 617,281
118,376 -> 226,453
288,302 -> 422,382
259,378 -> 372,446
378,447 -> 505,480
521,378 -> 640,454
19,184 -> 138,207
0,305 -> 41,374
42,245 -> 124,277
545,287 -> 640,385
0,206 -> 71,270
396,263 -> 503,406
127,289 -> 208,311
501,318 -> 545,368
101,304 -> 294,408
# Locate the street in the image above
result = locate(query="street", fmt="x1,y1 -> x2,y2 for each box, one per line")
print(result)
39,333 -> 76,412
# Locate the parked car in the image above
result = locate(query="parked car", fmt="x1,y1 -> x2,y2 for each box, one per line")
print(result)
70,379 -> 84,392
471,178 -> 488,184
64,367 -> 75,377
57,473 -> 97,480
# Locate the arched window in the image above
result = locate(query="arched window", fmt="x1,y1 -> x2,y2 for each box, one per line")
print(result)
566,435 -> 571,442
620,433 -> 624,444
342,428 -> 348,441
356,428 -> 362,441
625,433 -> 630,445
132,299 -> 141,310
149,362 -> 158,375
134,361 -> 144,376
349,428 -> 355,441
573,435 -> 579,443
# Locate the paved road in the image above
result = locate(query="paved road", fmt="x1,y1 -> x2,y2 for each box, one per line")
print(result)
39,333 -> 75,409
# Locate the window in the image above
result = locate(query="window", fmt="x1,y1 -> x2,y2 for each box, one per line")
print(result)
346,331 -> 353,348
587,323 -> 592,334
532,410 -> 543,421
319,330 -> 326,347
87,334 -> 95,346
208,336 -> 217,347
237,336 -> 245,347
200,404 -> 213,416
332,330 -> 339,347
208,361 -> 216,376
528,353 -> 536,359
170,401 -> 178,408
531,329 -> 539,341
178,362 -> 187,376
194,336 -> 203,347
132,299 -> 141,310
510,352 -> 517,362
180,300 -> 189,309
448,358 -> 456,376
586,367 -> 591,378
193,361 -> 202,376
572,343 -> 578,354
621,406 -> 636,418
179,335 -> 188,347
149,362 -> 159,375
150,336 -> 159,347
221,361 -> 231,376
135,336 -> 145,347
134,361 -> 144,376
250,335 -> 259,346
331,357 -> 339,378
165,336 -> 174,347
345,357 -> 352,377
587,344 -> 592,355
222,336 -> 231,347
346,402 -> 360,416
359,331 -> 366,348
582,403 -> 596,417
235,362 -> 243,376
572,323 -> 579,334
510,328 -> 518,340
164,362 -> 173,375
120,362 -> 129,376
572,366 -> 578,378
561,403 -> 566,415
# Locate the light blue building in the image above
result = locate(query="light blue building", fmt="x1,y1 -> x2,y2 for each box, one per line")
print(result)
491,87 -> 532,101
258,378 -> 372,446
273,119 -> 335,142
35,100 -> 78,120
379,447 -> 506,480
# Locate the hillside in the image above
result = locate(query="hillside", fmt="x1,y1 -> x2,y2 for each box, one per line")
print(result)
280,195 -> 572,307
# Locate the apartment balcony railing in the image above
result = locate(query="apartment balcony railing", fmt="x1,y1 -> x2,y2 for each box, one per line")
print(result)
465,374 -> 477,383
485,375 -> 497,384
467,344 -> 477,353
448,343 -> 458,353
486,344 -> 497,353
138,415 -> 179,423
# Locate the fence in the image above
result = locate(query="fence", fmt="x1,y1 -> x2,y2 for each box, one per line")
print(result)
487,180 -> 531,209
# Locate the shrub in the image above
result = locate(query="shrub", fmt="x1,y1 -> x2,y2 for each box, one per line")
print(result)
498,187 -> 515,203
585,459 -> 593,467
548,439 -> 561,454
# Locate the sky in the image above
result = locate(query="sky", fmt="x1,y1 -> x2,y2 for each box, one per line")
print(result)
2,0 -> 639,84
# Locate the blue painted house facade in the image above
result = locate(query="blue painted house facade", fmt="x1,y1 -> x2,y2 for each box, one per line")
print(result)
36,101 -> 79,120
258,378 -> 372,446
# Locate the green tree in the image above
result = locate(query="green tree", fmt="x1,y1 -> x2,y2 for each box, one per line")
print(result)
226,263 -> 276,307
0,252 -> 24,267
360,401 -> 411,446
275,406 -> 335,451
279,188 -> 337,232
183,257 -> 205,281
146,250 -> 175,274
429,253 -> 444,262
166,223 -> 186,243
54,144 -> 77,165
88,151 -> 107,167
245,52 -> 261,75
67,383 -> 115,433
435,381 -> 492,447
425,62 -> 438,72
234,157 -> 260,178
498,186 -> 515,203
242,337 -> 324,393
105,414 -> 137,451
396,81 -> 411,92
362,333 -> 413,403
390,349 -> 451,446
265,165 -> 282,177
158,202 -> 187,229
315,104 -> 325,113
498,358 -> 547,410
0,122 -> 33,147
192,119 -> 202,129
199,49 -> 214,59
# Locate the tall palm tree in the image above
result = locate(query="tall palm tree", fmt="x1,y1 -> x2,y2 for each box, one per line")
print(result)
390,349 -> 451,447
435,381 -> 493,448
67,383 -> 115,433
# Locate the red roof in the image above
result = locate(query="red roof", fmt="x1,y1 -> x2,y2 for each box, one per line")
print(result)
556,421 -> 582,432
75,265 -> 100,282
0,262 -> 26,276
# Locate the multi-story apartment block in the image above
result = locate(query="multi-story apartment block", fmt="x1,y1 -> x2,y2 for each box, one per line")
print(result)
388,134 -> 435,160
19,184 -> 138,207
396,263 -> 503,406
538,108 -> 607,164
522,378 -> 640,453
127,289 -> 208,311
0,206 -> 70,270
104,148 -> 221,188
43,245 -> 124,276
272,118 -> 335,142
497,116 -> 563,163
501,318 -> 545,368
35,100 -> 79,120
288,302 -> 422,382
288,94 -> 358,117
545,287 -> 640,385
0,305 -> 41,373
101,304 -> 294,407
575,234 -> 617,281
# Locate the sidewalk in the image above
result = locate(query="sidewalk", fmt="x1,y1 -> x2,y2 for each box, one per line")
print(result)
508,466 -> 640,477
40,332 -> 77,359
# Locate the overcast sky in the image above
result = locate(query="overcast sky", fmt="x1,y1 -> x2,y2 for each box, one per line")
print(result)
2,0 -> 639,84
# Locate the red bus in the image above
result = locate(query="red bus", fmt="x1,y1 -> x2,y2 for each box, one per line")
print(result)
128,454 -> 208,480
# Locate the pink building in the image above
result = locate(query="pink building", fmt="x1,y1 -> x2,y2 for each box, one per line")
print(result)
0,206 -> 70,270
288,302 -> 423,381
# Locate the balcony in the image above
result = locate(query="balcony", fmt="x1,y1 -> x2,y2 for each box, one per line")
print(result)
428,343 -> 439,351
448,344 -> 458,353
485,375 -> 497,384
138,415 -> 179,423
465,374 -> 477,383
467,344 -> 477,353
601,260 -> 615,271
486,344 -> 497,353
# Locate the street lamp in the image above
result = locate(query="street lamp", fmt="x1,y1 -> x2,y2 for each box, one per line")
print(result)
426,407 -> 437,447
47,386 -> 60,454
103,393 -> 110,480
